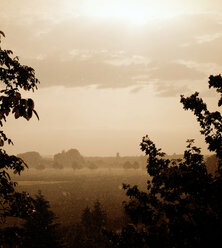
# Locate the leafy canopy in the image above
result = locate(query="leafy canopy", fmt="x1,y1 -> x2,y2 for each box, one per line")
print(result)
0,31 -> 39,224
108,75 -> 222,248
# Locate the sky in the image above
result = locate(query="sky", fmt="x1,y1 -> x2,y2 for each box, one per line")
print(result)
0,0 -> 221,156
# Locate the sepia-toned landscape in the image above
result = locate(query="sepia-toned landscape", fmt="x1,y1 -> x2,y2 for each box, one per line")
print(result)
1,1 -> 222,247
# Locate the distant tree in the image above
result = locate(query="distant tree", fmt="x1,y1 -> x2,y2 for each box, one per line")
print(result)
22,191 -> 63,248
132,161 -> 139,169
35,163 -> 45,170
0,31 -> 39,244
123,161 -> 139,169
72,160 -> 83,170
17,151 -> 42,169
52,161 -> 63,169
54,149 -> 85,168
87,162 -> 98,170
108,75 -> 222,248
123,161 -> 132,169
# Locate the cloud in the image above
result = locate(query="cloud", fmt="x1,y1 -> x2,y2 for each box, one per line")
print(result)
149,62 -> 206,81
154,83 -> 191,97
105,54 -> 150,66
1,9 -> 222,92
130,86 -> 144,94
180,36 -> 222,65
27,54 -> 150,88
195,33 -> 222,44
174,60 -> 221,79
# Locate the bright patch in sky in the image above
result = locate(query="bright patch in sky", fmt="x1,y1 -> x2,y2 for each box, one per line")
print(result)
65,0 -> 184,25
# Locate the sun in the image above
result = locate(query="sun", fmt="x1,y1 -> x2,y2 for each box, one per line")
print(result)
66,0 -> 180,26
91,2 -> 149,25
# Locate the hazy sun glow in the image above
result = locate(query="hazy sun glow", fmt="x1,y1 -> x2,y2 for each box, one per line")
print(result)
84,2 -> 148,25
66,0 -> 183,25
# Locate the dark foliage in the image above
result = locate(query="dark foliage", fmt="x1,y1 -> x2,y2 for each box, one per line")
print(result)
65,201 -> 109,248
22,191 -> 63,248
206,154 -> 219,176
180,75 -> 222,167
107,75 -> 222,248
0,31 -> 39,245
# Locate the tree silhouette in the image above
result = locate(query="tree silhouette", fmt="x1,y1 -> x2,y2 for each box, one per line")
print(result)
108,75 -> 222,248
22,191 -> 63,248
92,200 -> 107,232
70,201 -> 108,248
0,31 -> 39,244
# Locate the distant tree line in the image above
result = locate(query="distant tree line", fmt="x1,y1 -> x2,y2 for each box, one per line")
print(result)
17,149 -> 97,170
17,149 -> 148,170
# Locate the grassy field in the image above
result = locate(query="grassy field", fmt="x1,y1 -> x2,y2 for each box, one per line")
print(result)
13,168 -> 149,226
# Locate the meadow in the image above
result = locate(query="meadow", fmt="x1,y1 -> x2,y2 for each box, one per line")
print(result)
14,168 -> 149,226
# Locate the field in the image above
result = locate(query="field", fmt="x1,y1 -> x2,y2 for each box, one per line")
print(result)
14,168 -> 149,226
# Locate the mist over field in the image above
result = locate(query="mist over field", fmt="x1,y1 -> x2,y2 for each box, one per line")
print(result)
11,149 -> 215,226
16,167 -> 147,222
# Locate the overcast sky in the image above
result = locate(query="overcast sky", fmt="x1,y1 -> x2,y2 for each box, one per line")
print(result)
1,0 -> 221,156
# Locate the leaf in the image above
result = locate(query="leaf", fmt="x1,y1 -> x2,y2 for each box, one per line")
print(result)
27,98 -> 34,109
0,31 -> 5,37
27,108 -> 33,119
8,139 -> 13,145
33,109 -> 39,120
14,110 -> 20,119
